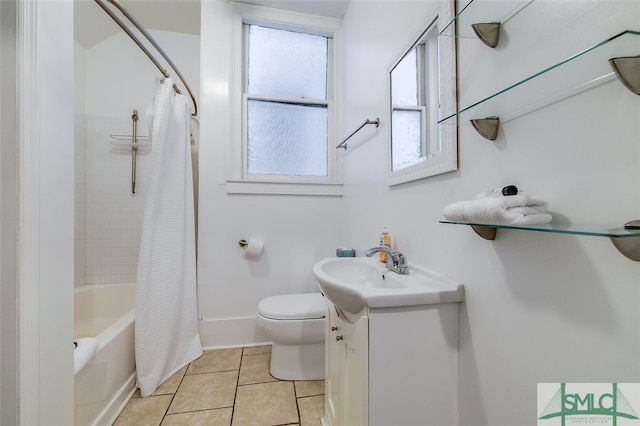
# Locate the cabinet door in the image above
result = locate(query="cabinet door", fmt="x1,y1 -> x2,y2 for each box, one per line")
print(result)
324,304 -> 340,426
338,309 -> 369,426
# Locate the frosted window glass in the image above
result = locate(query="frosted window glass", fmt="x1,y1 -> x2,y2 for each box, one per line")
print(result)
248,25 -> 327,99
247,100 -> 328,176
392,109 -> 422,170
391,49 -> 418,106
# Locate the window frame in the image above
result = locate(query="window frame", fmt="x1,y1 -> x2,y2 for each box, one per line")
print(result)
228,4 -> 343,196
391,105 -> 428,170
390,25 -> 440,172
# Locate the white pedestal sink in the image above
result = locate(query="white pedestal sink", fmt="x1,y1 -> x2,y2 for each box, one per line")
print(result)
312,256 -> 464,314
313,256 -> 464,426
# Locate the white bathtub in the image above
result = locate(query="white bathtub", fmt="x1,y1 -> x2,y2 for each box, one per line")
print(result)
74,283 -> 136,426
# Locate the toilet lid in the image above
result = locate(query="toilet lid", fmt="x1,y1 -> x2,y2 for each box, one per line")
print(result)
258,293 -> 326,320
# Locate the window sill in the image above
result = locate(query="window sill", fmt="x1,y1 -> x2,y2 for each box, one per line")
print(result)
226,180 -> 343,196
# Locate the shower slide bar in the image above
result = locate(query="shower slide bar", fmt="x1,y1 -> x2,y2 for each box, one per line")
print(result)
130,109 -> 139,194
94,0 -> 198,117
108,110 -> 152,194
336,118 -> 380,150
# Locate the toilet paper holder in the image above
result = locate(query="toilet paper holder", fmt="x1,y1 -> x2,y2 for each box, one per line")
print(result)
238,238 -> 264,259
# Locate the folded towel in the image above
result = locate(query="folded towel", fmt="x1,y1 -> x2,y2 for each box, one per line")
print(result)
443,191 -> 552,225
74,337 -> 99,374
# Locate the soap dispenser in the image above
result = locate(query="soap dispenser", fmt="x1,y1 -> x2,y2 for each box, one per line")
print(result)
379,226 -> 391,263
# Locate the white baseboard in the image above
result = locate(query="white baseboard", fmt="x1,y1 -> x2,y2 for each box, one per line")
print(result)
198,316 -> 271,350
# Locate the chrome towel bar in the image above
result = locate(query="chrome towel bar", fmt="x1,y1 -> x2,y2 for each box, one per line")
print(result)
336,118 -> 380,150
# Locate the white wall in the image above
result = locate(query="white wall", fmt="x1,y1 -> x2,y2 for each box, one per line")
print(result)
340,1 -> 640,425
198,1 -> 344,347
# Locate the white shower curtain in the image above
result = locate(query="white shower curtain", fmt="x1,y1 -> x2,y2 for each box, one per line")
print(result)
135,77 -> 202,397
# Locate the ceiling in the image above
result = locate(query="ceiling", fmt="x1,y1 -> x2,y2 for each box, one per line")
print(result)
74,0 -> 350,49
235,0 -> 350,18
74,0 -> 202,49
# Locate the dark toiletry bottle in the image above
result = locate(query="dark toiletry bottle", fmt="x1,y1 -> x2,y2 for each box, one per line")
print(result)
502,185 -> 518,196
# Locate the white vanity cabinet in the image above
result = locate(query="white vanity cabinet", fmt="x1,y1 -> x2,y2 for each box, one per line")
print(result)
323,302 -> 459,426
325,304 -> 369,426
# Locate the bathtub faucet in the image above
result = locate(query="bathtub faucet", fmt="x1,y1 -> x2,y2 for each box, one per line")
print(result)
364,246 -> 409,275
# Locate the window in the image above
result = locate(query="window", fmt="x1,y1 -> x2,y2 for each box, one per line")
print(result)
391,46 -> 426,170
390,24 -> 439,172
228,5 -> 342,195
245,25 -> 329,177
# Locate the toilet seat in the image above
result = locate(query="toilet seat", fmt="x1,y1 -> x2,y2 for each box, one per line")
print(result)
258,293 -> 325,320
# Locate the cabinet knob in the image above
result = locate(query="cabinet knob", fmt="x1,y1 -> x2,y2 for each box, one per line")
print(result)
331,326 -> 338,331
336,335 -> 344,341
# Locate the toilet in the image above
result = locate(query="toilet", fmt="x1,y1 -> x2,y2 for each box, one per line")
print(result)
257,292 -> 326,381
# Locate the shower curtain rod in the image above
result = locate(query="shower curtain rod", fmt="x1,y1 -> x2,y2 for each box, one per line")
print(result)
94,0 -> 198,117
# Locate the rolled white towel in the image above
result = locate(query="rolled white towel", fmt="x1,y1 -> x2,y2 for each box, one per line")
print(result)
474,189 -> 548,209
443,194 -> 552,225
74,337 -> 99,374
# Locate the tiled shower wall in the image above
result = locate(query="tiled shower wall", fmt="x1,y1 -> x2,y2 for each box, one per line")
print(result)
75,114 -> 151,285
75,29 -> 199,287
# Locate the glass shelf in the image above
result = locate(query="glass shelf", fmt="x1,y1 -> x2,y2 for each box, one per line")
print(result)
440,220 -> 640,261
439,30 -> 640,126
440,0 -> 534,40
440,220 -> 640,239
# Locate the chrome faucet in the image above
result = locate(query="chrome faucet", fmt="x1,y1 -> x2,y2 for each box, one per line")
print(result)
364,246 -> 409,275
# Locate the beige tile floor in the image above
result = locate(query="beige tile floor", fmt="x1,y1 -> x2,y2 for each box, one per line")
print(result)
114,345 -> 325,426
